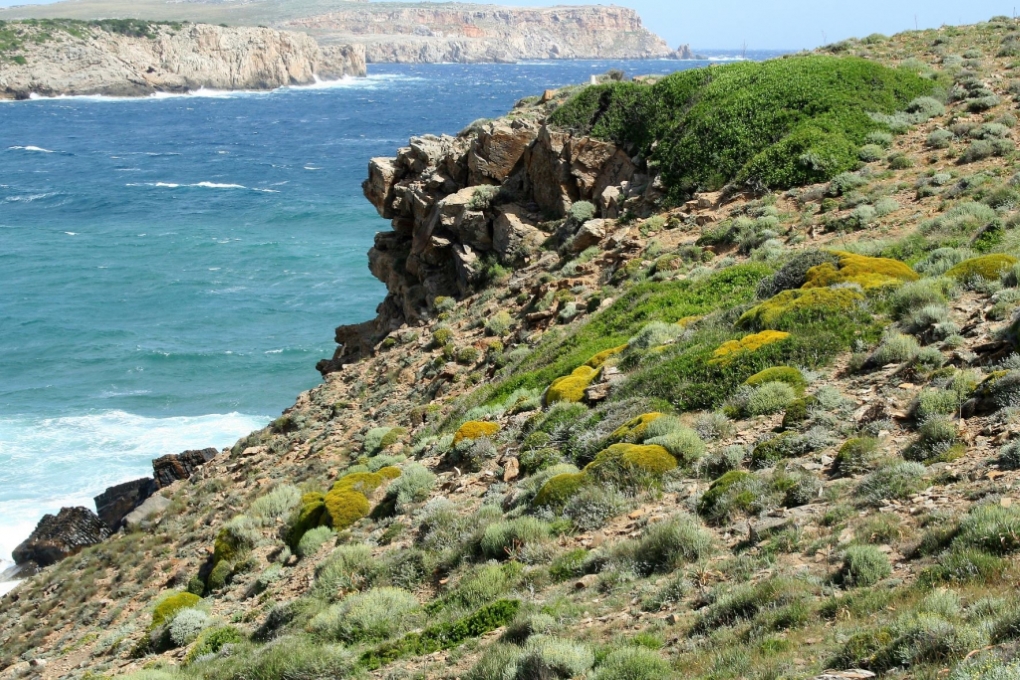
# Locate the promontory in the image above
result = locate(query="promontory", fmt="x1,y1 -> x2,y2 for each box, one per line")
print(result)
0,20 -> 366,99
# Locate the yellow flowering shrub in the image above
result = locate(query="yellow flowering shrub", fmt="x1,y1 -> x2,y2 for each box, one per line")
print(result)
946,254 -> 1018,281
332,472 -> 386,495
609,413 -> 664,443
743,366 -> 807,394
709,331 -> 791,366
803,251 -> 918,289
453,420 -> 500,444
585,344 -> 628,368
533,472 -> 588,508
586,443 -> 678,477
738,288 -> 864,330
323,489 -> 370,531
377,466 -> 402,480
544,366 -> 598,405
286,491 -> 326,548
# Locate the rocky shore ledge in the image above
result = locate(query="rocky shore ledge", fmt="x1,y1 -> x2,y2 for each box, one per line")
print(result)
0,20 -> 366,99
11,447 -> 220,574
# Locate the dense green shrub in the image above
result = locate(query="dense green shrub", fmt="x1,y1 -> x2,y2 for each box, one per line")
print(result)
835,437 -> 880,476
296,526 -> 333,558
480,517 -> 552,560
551,55 -> 933,201
591,647 -> 671,680
359,600 -> 521,670
954,504 -> 1020,555
837,545 -> 892,587
309,587 -> 421,643
857,461 -> 927,505
619,515 -> 714,575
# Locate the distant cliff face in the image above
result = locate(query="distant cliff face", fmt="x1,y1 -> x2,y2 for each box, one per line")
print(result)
286,5 -> 676,63
0,22 -> 366,99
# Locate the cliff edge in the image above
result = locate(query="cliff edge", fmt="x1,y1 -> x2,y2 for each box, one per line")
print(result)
0,20 -> 366,99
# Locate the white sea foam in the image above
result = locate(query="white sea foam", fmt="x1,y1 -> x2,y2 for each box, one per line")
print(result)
3,193 -> 56,203
0,410 -> 269,570
127,181 -> 277,192
16,73 -> 420,104
8,145 -> 54,153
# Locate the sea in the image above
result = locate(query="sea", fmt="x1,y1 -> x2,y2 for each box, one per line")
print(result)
0,51 -> 782,595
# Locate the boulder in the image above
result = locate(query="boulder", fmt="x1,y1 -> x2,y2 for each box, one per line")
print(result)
123,494 -> 173,530
493,205 -> 544,265
568,219 -> 607,254
94,477 -> 156,531
526,127 -> 575,217
152,448 -> 218,489
12,507 -> 110,568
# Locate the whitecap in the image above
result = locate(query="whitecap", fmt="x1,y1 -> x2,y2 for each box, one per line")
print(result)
264,349 -> 283,354
303,166 -> 322,171
8,145 -> 54,153
64,231 -> 77,236
0,410 -> 270,570
193,182 -> 246,189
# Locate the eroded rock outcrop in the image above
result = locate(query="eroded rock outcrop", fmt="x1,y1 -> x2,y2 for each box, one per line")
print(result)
0,22 -> 366,99
12,507 -> 110,569
152,448 -> 218,488
94,478 -> 157,531
318,103 -> 656,374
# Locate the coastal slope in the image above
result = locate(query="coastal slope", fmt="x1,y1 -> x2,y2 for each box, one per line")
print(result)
0,2 -> 679,63
0,20 -> 366,99
11,15 -> 1020,680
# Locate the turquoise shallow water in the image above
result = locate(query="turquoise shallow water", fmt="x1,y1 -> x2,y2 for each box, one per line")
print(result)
0,54 -> 780,577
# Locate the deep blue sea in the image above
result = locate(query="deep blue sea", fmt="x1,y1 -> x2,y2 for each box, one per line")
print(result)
0,52 -> 782,585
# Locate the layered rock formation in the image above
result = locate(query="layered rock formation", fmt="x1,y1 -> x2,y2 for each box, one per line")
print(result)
286,5 -> 677,63
318,97 -> 659,373
0,22 -> 366,99
12,507 -> 110,569
0,2 -> 678,65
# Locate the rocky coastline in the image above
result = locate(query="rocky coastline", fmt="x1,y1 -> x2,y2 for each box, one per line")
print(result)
0,21 -> 366,100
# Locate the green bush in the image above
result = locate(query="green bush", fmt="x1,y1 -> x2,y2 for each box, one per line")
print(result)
564,485 -> 628,531
1000,440 -> 1020,469
591,647 -> 671,680
698,470 -> 775,524
359,600 -> 521,670
151,592 -> 202,630
857,461 -> 927,506
486,311 -> 514,337
296,526 -> 333,558
551,55 -> 933,201
621,515 -> 714,575
835,437 -> 880,476
387,463 -> 435,512
837,545 -> 892,587
186,625 -> 245,663
313,544 -> 376,599
746,381 -> 798,416
480,517 -> 552,561
868,332 -> 920,367
905,416 -> 964,464
694,577 -> 810,632
309,587 -> 420,643
954,504 -> 1020,555
920,548 -> 1007,586
249,484 -> 302,522
168,608 -> 210,647
446,562 -> 523,610
569,200 -> 597,223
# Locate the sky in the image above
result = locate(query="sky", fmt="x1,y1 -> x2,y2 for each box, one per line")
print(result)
406,0 -> 1020,50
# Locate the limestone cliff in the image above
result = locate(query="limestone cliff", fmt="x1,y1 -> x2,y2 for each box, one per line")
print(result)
0,21 -> 366,99
287,5 -> 676,63
0,2 -> 678,65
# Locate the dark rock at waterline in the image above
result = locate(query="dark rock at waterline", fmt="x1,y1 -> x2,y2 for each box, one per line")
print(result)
12,507 -> 110,568
152,448 -> 218,488
94,477 -> 156,531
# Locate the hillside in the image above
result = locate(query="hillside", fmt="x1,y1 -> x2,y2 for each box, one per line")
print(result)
9,14 -> 1020,680
0,19 -> 366,99
0,3 -> 678,64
